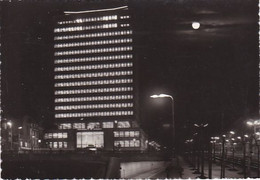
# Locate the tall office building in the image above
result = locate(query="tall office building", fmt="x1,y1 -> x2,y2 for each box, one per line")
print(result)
44,6 -> 147,151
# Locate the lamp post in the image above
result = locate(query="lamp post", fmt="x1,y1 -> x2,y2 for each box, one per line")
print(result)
18,126 -> 22,151
194,123 -> 208,179
150,94 -> 175,154
7,121 -> 13,151
220,134 -> 226,179
255,132 -> 260,177
228,131 -> 237,171
247,120 -> 260,177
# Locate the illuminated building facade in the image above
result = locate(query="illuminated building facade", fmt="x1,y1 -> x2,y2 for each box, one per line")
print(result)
45,6 -> 147,151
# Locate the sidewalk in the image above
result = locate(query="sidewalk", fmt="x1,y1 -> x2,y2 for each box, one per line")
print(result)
126,160 -> 181,179
179,156 -> 257,178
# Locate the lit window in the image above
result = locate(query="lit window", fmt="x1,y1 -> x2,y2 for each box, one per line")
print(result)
87,122 -> 100,130
129,140 -> 135,147
49,142 -> 52,148
102,122 -> 114,128
135,131 -> 140,137
64,142 -> 68,148
77,131 -> 104,148
119,131 -> 124,137
59,142 -> 63,148
117,121 -> 131,128
58,123 -> 71,129
62,133 -> 68,138
125,131 -> 130,137
54,54 -> 133,64
129,131 -> 135,137
54,78 -> 133,87
73,123 -> 86,129
53,142 -> 58,148
54,46 -> 133,56
125,141 -> 130,147
53,133 -> 58,139
58,133 -> 62,138
135,140 -> 140,147
114,131 -> 119,137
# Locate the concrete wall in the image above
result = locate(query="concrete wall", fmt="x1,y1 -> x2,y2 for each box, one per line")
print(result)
120,161 -> 167,178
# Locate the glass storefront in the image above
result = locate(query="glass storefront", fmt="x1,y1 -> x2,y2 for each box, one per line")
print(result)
77,131 -> 104,148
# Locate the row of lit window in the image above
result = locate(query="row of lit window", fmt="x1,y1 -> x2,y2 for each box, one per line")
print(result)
58,121 -> 130,130
55,111 -> 134,118
54,30 -> 132,41
114,140 -> 140,148
55,54 -> 133,64
49,141 -> 67,149
54,46 -> 133,56
55,71 -> 133,80
55,103 -> 134,110
54,38 -> 132,48
57,15 -> 118,25
57,122 -> 111,129
54,79 -> 133,87
120,16 -> 130,19
114,131 -> 140,138
55,87 -> 133,95
54,23 -> 118,33
121,24 -> 130,27
55,95 -> 133,103
44,132 -> 68,139
54,63 -> 133,72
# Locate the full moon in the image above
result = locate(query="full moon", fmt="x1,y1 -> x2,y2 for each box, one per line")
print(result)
192,22 -> 200,29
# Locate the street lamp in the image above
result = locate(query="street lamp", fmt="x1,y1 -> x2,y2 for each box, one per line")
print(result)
150,94 -> 175,153
246,120 -> 260,177
228,131 -> 237,171
18,126 -> 23,151
7,121 -> 13,150
193,123 -> 208,179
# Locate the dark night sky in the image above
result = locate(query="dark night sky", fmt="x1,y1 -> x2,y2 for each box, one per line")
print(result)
1,0 -> 259,146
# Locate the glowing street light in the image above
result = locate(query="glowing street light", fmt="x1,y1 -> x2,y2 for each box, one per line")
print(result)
230,131 -> 235,135
7,122 -> 12,127
150,93 -> 175,152
247,121 -> 254,126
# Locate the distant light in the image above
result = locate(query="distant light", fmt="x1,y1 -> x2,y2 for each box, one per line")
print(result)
192,22 -> 200,30
237,136 -> 241,140
247,121 -> 253,126
64,6 -> 128,14
256,132 -> 260,135
254,120 -> 260,125
244,134 -> 249,138
38,139 -> 41,143
7,122 -> 12,127
203,123 -> 208,127
89,148 -> 97,151
230,131 -> 235,135
18,126 -> 22,129
194,124 -> 199,127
